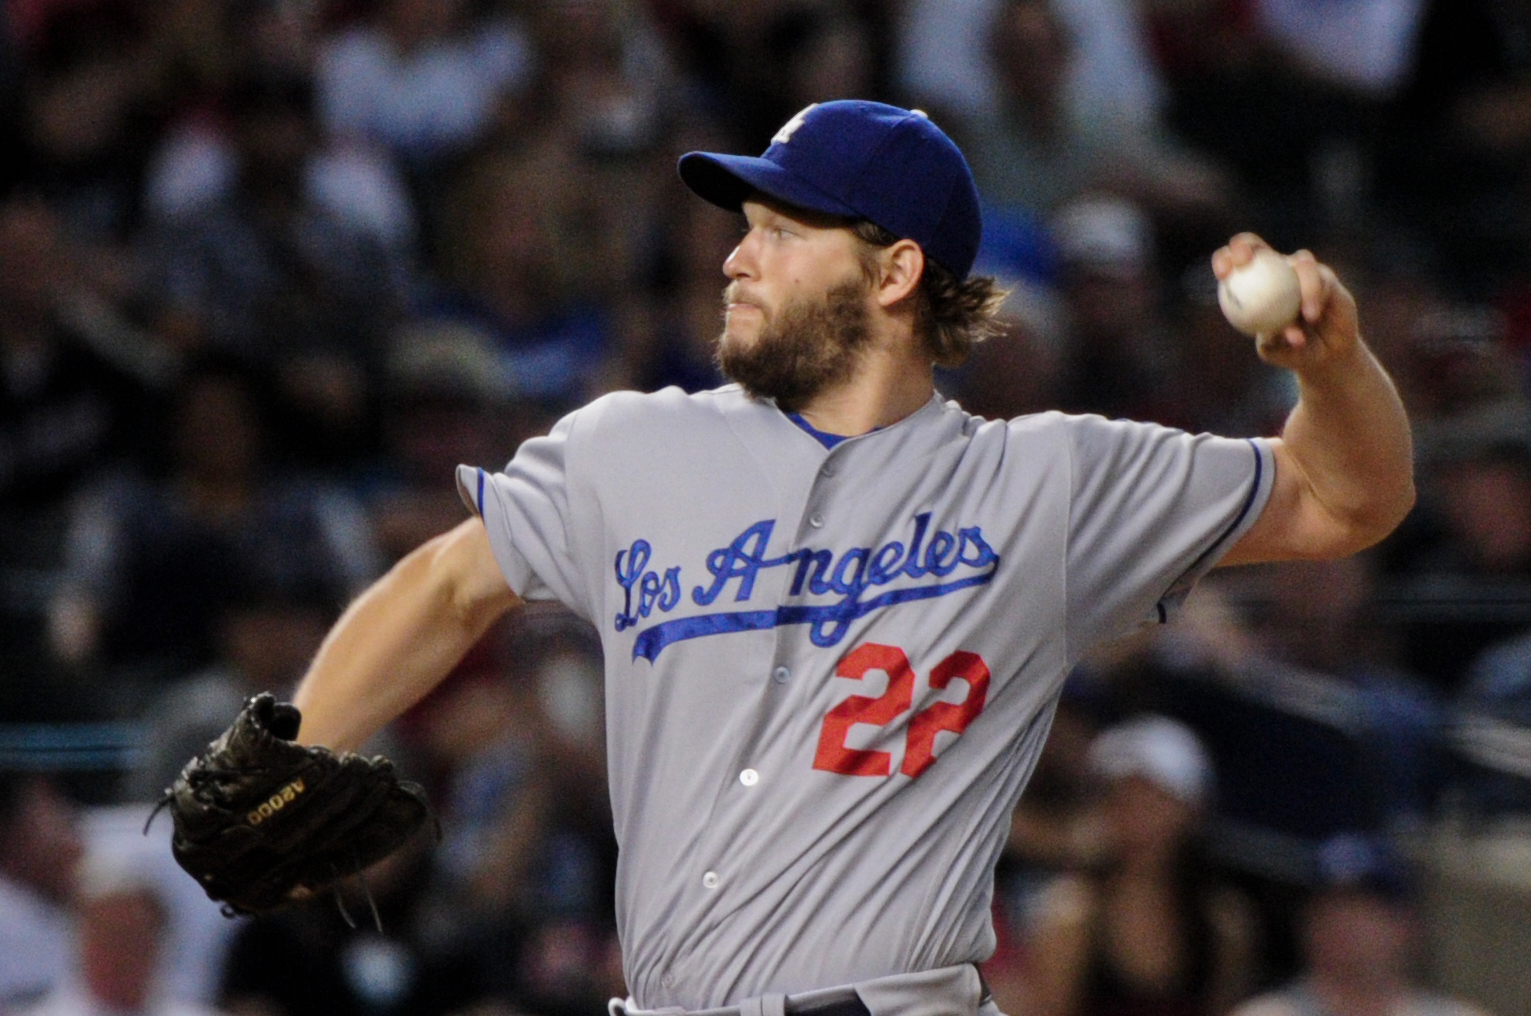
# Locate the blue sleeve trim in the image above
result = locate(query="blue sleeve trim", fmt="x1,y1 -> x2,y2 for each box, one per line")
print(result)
1212,438 -> 1264,551
1154,438 -> 1266,620
477,467 -> 486,515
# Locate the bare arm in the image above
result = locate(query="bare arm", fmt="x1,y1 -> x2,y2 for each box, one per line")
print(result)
1216,235 -> 1415,566
293,517 -> 520,751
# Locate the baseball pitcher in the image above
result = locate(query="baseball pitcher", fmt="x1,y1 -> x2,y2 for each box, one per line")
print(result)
171,101 -> 1414,1016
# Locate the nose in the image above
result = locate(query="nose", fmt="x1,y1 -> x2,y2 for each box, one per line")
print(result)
724,230 -> 756,280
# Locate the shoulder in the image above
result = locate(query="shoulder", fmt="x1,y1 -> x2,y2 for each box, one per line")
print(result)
571,384 -> 742,436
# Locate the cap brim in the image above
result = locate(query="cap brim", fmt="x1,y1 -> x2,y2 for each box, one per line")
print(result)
678,152 -> 861,220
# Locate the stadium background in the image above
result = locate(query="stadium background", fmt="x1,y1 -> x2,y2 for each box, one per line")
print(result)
3,0 -> 1531,1014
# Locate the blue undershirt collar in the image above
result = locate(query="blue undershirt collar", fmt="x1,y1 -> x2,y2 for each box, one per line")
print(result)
787,413 -> 855,449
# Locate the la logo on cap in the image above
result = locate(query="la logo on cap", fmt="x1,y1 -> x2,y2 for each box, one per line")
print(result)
772,104 -> 818,145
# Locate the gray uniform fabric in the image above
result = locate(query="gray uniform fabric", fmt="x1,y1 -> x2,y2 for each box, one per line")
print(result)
456,385 -> 1273,1012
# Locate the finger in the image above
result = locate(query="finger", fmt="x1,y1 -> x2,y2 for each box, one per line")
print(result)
1258,324 -> 1303,354
1289,249 -> 1328,323
1213,232 -> 1271,278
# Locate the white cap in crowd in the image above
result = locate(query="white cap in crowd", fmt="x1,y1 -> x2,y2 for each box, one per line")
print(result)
1087,714 -> 1214,806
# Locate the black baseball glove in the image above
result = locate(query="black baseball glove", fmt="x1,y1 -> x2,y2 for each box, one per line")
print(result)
156,692 -> 432,918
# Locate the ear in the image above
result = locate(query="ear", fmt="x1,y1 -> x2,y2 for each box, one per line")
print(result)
872,239 -> 925,309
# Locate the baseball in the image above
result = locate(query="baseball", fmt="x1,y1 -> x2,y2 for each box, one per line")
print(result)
1218,247 -> 1301,336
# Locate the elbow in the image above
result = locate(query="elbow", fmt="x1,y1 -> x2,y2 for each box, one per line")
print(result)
1318,475 -> 1416,559
426,519 -> 519,630
1364,469 -> 1417,548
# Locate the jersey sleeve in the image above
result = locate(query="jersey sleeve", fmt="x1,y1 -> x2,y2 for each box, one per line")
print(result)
1062,415 -> 1274,655
455,408 -> 592,620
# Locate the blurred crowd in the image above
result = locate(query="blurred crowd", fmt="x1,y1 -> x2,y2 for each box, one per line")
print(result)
5,0 -> 1531,1014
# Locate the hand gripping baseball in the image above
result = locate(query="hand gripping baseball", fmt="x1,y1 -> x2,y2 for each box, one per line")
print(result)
1212,234 -> 1361,376
152,692 -> 433,920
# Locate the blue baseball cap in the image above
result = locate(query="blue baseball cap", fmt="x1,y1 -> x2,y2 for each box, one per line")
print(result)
1312,834 -> 1412,905
678,100 -> 983,280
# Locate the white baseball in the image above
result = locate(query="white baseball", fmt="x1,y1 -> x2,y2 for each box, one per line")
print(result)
1217,247 -> 1301,336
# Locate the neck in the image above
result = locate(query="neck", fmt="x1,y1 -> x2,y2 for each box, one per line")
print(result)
1310,972 -> 1407,1016
794,323 -> 933,436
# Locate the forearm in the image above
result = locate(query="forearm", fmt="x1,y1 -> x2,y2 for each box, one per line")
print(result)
1280,339 -> 1414,551
293,518 -> 519,751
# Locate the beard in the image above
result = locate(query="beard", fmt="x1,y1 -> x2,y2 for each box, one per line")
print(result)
716,279 -> 873,413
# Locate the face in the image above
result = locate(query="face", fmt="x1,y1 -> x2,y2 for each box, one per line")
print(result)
0,778 -> 83,902
718,199 -> 874,411
78,891 -> 163,1011
1304,891 -> 1413,986
1103,774 -> 1199,857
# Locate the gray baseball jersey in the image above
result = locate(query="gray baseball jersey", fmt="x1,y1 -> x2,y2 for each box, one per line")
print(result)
456,385 -> 1273,1011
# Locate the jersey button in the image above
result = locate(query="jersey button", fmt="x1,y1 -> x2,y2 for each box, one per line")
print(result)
739,768 -> 759,786
702,871 -> 720,890
820,461 -> 837,477
809,513 -> 825,528
772,665 -> 791,683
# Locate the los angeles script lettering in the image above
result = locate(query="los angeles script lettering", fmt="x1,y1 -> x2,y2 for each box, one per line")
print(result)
613,513 -> 999,656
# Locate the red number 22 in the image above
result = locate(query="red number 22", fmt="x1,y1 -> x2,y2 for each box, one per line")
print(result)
812,643 -> 989,778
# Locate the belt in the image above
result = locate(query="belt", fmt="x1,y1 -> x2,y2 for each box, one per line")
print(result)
614,964 -> 988,1016
785,994 -> 870,1016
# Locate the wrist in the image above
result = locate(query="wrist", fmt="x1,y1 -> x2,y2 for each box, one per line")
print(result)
1292,335 -> 1370,393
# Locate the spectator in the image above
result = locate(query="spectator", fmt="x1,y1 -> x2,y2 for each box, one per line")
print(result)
422,150 -> 617,412
1378,0 -> 1531,293
518,0 -> 670,163
21,849 -> 229,1016
143,0 -> 417,252
1018,716 -> 1257,1016
1253,0 -> 1429,95
958,0 -> 1227,221
126,581 -> 334,803
898,0 -> 1166,130
13,2 -> 161,240
406,606 -> 620,1016
0,195 -> 153,514
48,357 -> 380,701
1393,440 -> 1531,688
983,693 -> 1105,1013
1245,556 -> 1442,828
625,132 -> 737,394
316,0 -> 532,170
0,774 -> 84,1009
1166,263 -> 1292,438
1049,196 -> 1180,423
0,194 -> 159,716
943,279 -> 1064,423
1231,835 -> 1490,1016
653,2 -> 881,150
1448,615 -> 1531,815
146,69 -> 407,462
364,321 -> 528,562
218,832 -> 483,1016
